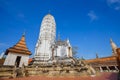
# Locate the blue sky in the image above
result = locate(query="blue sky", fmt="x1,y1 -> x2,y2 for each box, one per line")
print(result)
0,0 -> 120,59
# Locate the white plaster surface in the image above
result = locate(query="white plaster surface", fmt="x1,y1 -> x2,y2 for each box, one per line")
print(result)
4,52 -> 29,67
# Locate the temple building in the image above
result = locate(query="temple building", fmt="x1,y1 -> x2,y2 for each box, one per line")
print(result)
85,39 -> 119,72
55,39 -> 72,58
3,34 -> 31,67
34,14 -> 72,64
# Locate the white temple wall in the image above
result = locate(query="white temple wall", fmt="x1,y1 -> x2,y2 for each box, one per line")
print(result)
4,53 -> 16,66
56,46 -> 61,57
20,55 -> 29,67
56,46 -> 68,57
61,46 -> 67,57
36,40 -> 51,60
66,47 -> 69,57
4,52 -> 29,67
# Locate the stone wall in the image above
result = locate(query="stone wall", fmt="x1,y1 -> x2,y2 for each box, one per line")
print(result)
24,62 -> 96,77
0,65 -> 16,79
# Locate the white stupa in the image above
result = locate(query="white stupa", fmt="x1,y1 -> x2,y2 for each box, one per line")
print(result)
34,14 -> 56,61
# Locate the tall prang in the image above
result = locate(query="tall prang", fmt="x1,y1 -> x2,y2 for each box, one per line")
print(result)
34,14 -> 56,61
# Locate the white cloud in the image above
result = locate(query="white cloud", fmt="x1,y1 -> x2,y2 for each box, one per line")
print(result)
107,0 -> 120,10
87,11 -> 98,22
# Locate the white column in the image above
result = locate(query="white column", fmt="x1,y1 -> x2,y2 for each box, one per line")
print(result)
100,66 -> 103,72
106,66 -> 110,72
115,66 -> 119,72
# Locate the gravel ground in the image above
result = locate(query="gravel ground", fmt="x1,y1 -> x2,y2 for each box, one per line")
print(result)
0,72 -> 118,80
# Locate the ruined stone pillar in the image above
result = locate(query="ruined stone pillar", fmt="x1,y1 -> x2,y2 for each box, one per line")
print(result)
115,66 -> 119,72
106,66 -> 110,72
100,66 -> 103,72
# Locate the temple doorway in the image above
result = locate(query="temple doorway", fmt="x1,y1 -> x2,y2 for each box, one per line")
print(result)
15,56 -> 21,67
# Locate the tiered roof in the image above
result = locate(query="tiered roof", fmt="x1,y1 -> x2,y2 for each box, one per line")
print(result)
5,34 -> 31,55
